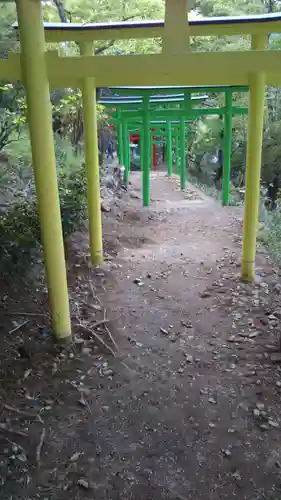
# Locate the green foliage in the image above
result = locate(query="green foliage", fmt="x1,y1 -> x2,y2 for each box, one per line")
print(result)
260,211 -> 281,266
0,133 -> 87,275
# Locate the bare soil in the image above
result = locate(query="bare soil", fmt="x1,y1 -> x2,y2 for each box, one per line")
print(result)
1,172 -> 281,500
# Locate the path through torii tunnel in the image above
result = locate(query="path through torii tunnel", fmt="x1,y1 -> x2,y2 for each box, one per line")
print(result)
4,0 -> 281,339
98,85 -> 248,206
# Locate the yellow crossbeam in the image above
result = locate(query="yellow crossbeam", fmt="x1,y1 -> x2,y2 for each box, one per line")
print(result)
3,50 -> 281,87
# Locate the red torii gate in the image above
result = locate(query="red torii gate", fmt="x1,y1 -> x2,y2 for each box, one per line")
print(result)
130,131 -> 157,170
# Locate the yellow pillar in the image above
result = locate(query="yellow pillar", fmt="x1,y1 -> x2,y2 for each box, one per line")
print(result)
15,0 -> 71,341
241,34 -> 267,281
163,0 -> 191,53
80,42 -> 103,265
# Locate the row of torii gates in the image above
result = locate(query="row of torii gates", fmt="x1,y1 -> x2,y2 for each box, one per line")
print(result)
100,85 -> 248,205
4,0 -> 281,341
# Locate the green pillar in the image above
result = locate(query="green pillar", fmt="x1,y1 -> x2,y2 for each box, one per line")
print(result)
175,131 -> 179,174
117,121 -> 124,165
142,98 -> 150,206
123,121 -> 130,186
180,117 -> 186,190
167,121 -> 173,176
222,90 -> 232,206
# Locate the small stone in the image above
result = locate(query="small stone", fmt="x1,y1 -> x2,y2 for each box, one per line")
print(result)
101,200 -> 111,213
222,449 -> 232,457
200,291 -> 211,298
103,369 -> 114,377
276,381 -> 281,388
256,402 -> 265,411
232,471 -> 241,480
78,479 -> 90,489
249,331 -> 259,338
81,347 -> 92,356
209,422 -> 216,428
70,451 -> 83,462
160,328 -> 168,335
253,408 -> 260,418
268,419 -> 279,428
259,423 -> 270,431
178,368 -> 184,374
208,397 -> 217,404
184,353 -> 193,363
133,278 -> 144,287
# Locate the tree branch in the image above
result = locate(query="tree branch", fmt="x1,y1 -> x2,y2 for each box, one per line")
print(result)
53,0 -> 68,23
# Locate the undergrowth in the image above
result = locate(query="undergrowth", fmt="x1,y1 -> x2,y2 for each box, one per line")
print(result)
258,210 -> 281,267
0,131 -> 87,275
189,174 -> 243,206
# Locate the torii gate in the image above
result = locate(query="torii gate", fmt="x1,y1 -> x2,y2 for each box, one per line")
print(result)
4,0 -> 281,341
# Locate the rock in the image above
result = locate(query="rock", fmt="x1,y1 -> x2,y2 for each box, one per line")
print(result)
184,353 -> 193,363
259,423 -> 270,431
222,449 -> 232,457
133,278 -> 144,287
103,369 -> 114,377
160,328 -> 168,335
81,347 -> 92,356
130,190 -> 141,199
101,200 -> 111,213
208,397 -> 217,404
178,368 -> 184,374
78,479 -> 90,489
268,419 -> 279,428
253,408 -> 260,418
276,381 -> 281,388
256,402 -> 265,411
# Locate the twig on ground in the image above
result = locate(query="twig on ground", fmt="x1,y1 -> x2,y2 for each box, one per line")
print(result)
0,423 -> 28,437
8,312 -> 48,318
9,320 -> 29,334
104,323 -> 119,352
36,427 -> 46,465
89,318 -> 110,329
3,404 -> 44,424
77,322 -> 117,357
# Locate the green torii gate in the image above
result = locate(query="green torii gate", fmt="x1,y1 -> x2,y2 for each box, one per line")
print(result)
101,86 -> 248,205
5,0 -> 281,340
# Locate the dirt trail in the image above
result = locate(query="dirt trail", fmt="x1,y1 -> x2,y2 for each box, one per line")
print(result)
2,172 -> 281,500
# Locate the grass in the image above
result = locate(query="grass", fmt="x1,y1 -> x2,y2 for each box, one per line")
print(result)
258,210 -> 281,267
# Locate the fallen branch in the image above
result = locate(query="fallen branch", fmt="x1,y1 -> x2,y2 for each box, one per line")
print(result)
104,323 -> 119,352
3,404 -> 43,424
8,312 -> 48,318
77,322 -> 116,358
0,423 -> 28,437
36,427 -> 46,465
9,320 -> 29,334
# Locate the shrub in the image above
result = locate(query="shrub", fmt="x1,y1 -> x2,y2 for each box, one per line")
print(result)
0,133 -> 87,275
262,210 -> 281,267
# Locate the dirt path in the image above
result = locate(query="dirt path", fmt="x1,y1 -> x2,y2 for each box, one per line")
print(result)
2,172 -> 281,500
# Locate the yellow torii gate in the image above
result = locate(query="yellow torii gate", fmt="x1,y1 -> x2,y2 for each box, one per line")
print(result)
4,0 -> 281,341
